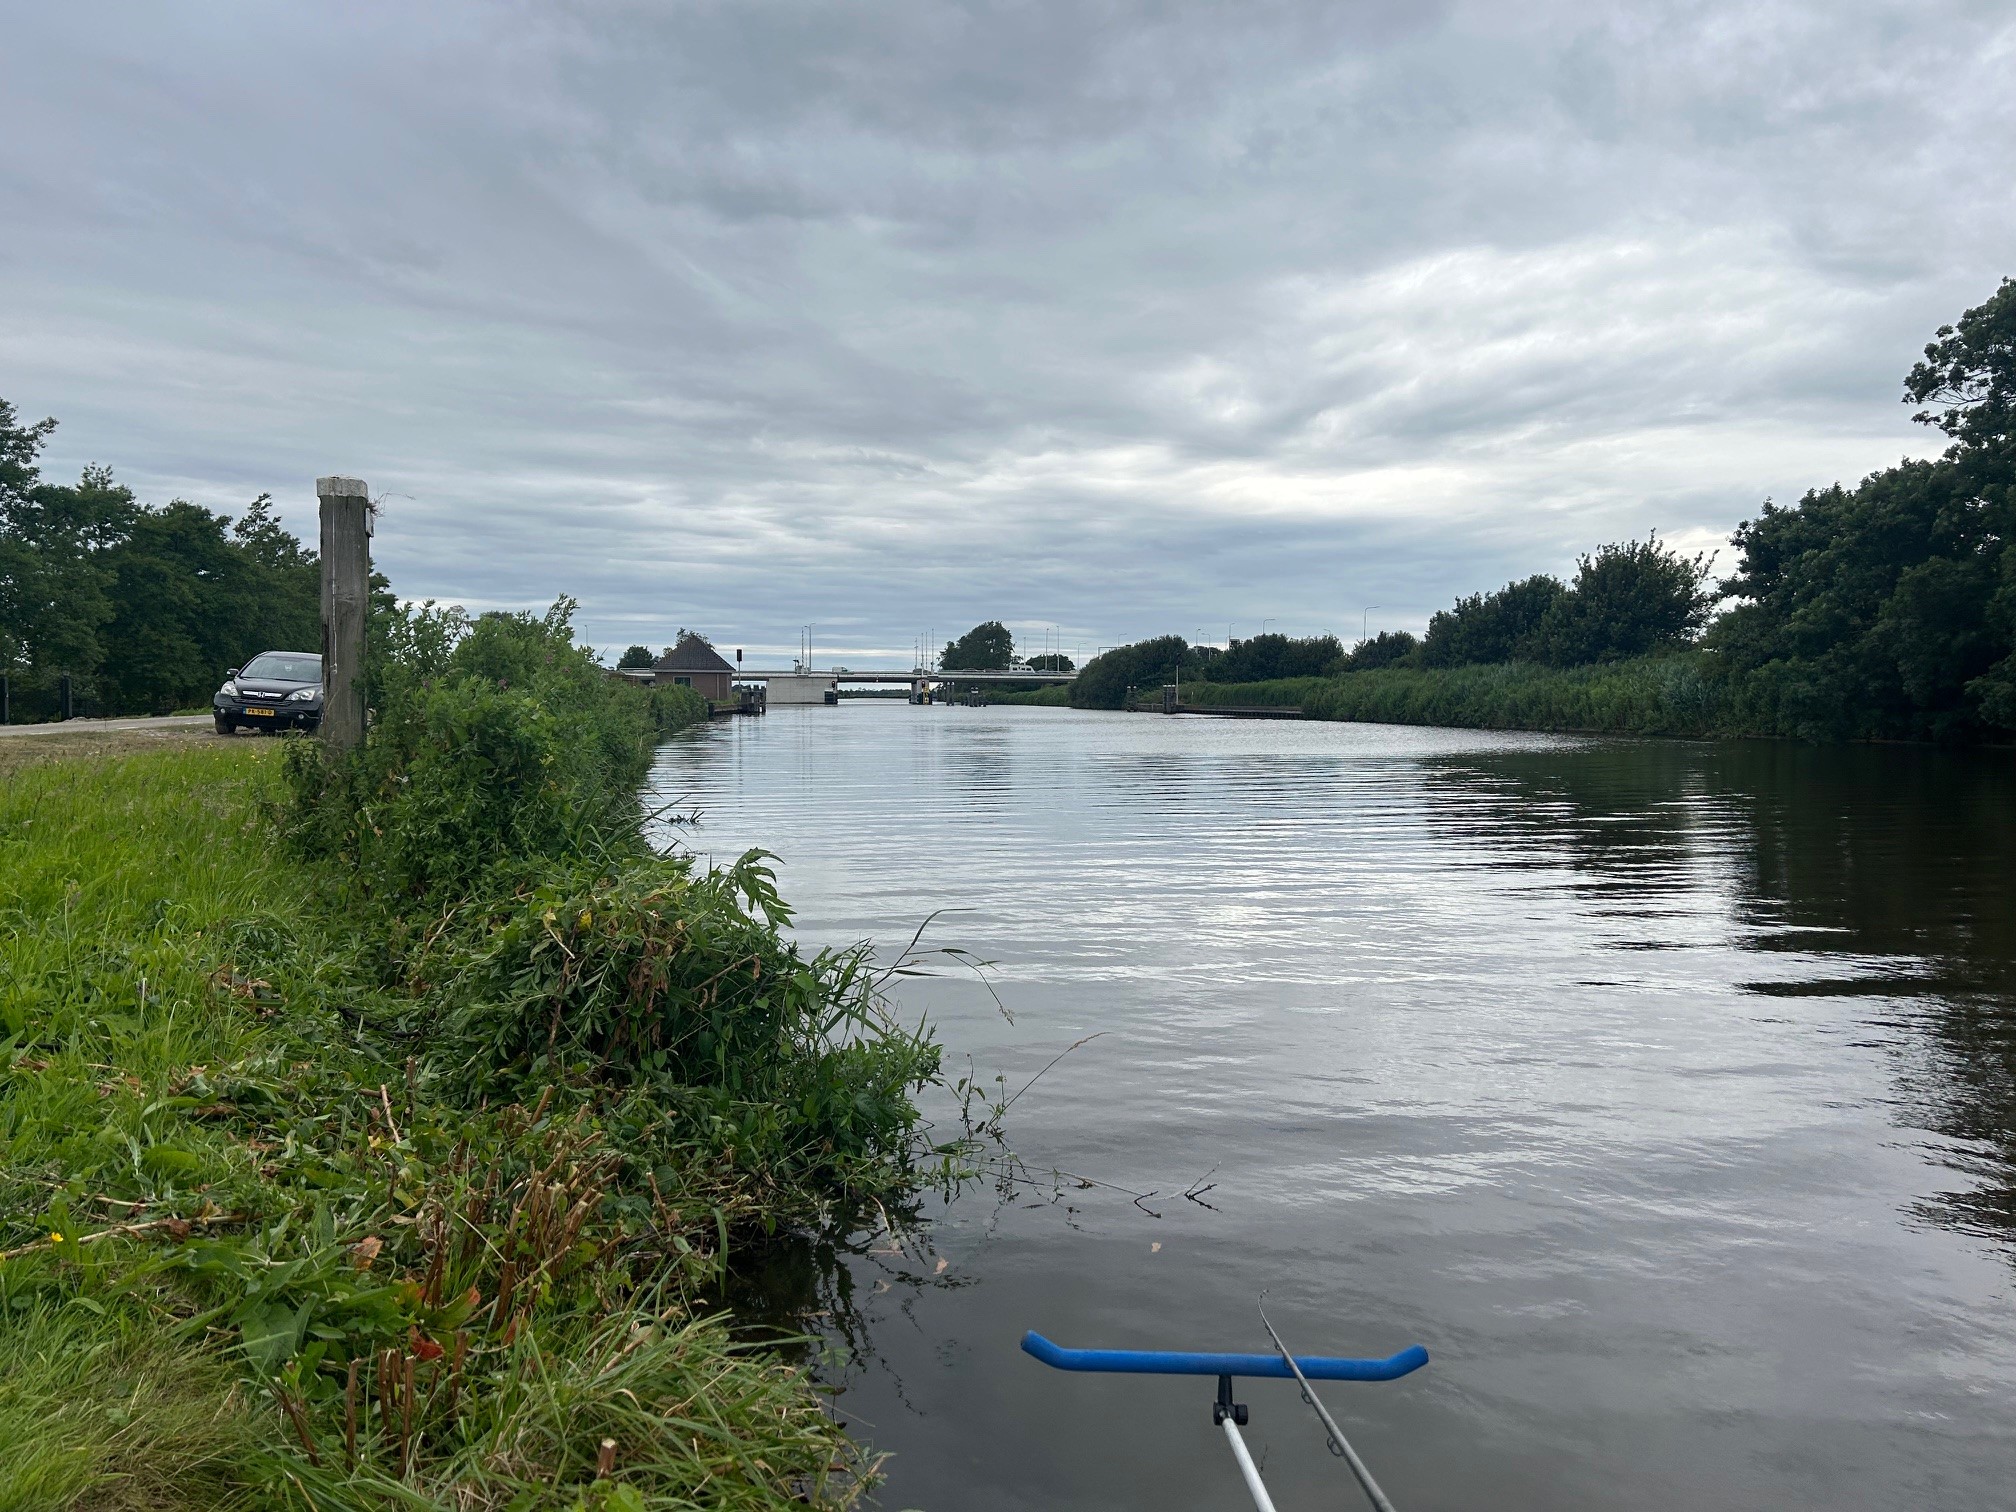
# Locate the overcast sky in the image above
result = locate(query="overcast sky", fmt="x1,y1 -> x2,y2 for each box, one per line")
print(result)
4,2 -> 2012,664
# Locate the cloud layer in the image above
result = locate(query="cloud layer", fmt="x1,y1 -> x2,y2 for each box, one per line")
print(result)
4,1 -> 2012,662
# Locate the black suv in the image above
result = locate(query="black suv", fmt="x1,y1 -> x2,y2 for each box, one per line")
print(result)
214,651 -> 323,734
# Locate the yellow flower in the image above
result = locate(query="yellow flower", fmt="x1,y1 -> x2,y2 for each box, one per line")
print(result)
48,1231 -> 63,1244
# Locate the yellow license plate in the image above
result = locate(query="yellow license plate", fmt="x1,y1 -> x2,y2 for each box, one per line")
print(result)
244,707 -> 276,717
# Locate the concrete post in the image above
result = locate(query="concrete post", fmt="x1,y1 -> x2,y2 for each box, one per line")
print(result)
317,476 -> 371,753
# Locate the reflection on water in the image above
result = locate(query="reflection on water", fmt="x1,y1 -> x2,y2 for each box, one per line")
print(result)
648,707 -> 2016,1512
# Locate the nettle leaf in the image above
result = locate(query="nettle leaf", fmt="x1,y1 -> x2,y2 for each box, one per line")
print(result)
238,1297 -> 312,1374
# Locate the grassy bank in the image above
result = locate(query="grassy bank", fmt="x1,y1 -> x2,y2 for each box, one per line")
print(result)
982,685 -> 1070,706
1300,655 -> 1734,736
0,608 -> 953,1509
1153,678 -> 1324,711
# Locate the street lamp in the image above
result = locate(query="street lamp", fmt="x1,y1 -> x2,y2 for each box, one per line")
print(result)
1361,606 -> 1381,643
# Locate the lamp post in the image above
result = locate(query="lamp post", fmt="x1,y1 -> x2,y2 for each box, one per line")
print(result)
1361,606 -> 1382,643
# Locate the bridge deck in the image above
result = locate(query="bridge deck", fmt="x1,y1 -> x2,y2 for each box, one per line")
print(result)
730,669 -> 1075,684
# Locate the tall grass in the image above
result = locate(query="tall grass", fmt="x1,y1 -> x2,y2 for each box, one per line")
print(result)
1302,654 -> 1735,736
984,684 -> 1071,706
1,614 -> 951,1508
1172,677 -> 1327,710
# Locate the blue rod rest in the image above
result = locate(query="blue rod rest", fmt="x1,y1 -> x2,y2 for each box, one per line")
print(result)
1021,1331 -> 1428,1382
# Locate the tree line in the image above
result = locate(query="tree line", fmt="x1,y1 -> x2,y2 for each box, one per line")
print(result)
1074,277 -> 2016,741
0,401 -> 320,719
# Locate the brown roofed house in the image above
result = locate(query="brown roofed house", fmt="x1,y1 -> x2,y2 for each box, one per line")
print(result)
651,633 -> 735,701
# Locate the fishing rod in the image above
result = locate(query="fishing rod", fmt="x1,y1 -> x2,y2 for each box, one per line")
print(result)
1021,1323 -> 1426,1512
1258,1296 -> 1402,1512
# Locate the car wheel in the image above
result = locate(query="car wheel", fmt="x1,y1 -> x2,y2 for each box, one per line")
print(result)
214,715 -> 234,736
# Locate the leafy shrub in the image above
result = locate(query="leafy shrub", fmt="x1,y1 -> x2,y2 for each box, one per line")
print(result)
283,599 -> 702,903
430,851 -> 941,1191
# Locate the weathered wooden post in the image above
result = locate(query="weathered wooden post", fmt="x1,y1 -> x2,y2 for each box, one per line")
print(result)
317,476 -> 371,753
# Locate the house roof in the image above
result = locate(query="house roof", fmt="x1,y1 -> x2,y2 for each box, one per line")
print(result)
653,634 -> 734,674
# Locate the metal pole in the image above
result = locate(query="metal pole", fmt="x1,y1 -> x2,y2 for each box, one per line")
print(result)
317,476 -> 371,754
58,672 -> 72,722
1221,1417 -> 1280,1512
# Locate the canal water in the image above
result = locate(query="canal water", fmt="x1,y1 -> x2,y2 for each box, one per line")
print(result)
646,703 -> 2016,1512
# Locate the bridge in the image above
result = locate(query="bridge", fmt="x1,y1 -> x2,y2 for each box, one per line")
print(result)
732,667 -> 1076,685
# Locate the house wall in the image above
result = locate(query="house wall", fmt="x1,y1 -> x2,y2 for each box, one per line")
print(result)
657,669 -> 732,700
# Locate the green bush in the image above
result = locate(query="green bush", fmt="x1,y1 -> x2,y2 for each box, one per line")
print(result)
431,850 -> 941,1193
284,599 -> 701,903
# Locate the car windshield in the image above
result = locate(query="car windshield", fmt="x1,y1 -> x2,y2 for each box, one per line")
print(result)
239,654 -> 321,683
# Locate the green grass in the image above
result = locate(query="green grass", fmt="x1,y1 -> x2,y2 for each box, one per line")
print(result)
1302,654 -> 1735,736
0,1303 -> 257,1512
983,685 -> 1071,706
0,742 -> 295,1505
1166,677 -> 1326,710
1072,657 -> 1752,737
0,740 -> 908,1509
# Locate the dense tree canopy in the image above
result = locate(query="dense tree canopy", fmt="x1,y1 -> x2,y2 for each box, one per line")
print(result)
1209,632 -> 1342,682
1071,635 -> 1209,708
1025,652 -> 1074,672
940,620 -> 1014,671
1420,575 -> 1565,666
0,398 -> 320,719
1532,537 -> 1716,666
1706,279 -> 2016,739
616,644 -> 655,669
1345,630 -> 1419,670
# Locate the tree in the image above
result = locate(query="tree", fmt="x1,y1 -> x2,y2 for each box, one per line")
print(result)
1905,276 -> 2016,456
0,410 -> 132,691
0,394 -> 336,718
941,620 -> 1013,671
95,497 -> 268,713
1208,633 -> 1344,683
1419,575 -> 1565,666
1345,630 -> 1419,670
1025,652 -> 1074,671
617,644 -> 655,669
228,492 -> 320,660
1070,636 -> 1204,708
1534,537 -> 1715,666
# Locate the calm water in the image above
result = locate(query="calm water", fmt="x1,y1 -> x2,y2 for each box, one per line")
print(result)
646,704 -> 2016,1512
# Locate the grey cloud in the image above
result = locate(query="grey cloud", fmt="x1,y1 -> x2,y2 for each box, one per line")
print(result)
2,1 -> 2011,663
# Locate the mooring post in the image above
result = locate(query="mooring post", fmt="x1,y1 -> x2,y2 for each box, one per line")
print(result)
316,476 -> 371,754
